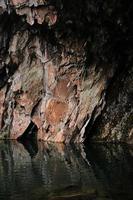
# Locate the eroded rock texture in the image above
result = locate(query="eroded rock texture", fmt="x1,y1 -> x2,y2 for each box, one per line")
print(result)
89,66 -> 133,143
0,0 -> 132,143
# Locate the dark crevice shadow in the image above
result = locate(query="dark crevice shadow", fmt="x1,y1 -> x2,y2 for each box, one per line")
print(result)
17,121 -> 38,158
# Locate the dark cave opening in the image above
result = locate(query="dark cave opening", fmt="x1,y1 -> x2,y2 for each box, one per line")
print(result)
17,121 -> 38,158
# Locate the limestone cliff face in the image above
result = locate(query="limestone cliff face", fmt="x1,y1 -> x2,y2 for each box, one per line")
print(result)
0,0 -> 132,143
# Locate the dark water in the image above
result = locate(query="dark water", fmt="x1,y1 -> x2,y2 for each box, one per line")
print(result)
0,140 -> 133,200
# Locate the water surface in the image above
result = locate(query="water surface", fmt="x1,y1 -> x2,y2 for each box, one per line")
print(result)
0,140 -> 133,200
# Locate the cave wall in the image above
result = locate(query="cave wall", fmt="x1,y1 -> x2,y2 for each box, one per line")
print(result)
89,65 -> 133,144
0,0 -> 132,143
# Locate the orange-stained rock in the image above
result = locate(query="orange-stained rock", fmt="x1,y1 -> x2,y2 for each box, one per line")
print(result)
0,0 -> 132,144
54,78 -> 70,100
0,21 -> 114,143
54,130 -> 65,143
3,36 -> 112,143
32,99 -> 47,138
32,114 -> 42,129
45,99 -> 68,125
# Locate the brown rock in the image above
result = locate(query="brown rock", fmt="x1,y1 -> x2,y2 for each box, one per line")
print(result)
45,99 -> 68,125
54,78 -> 70,100
10,106 -> 31,139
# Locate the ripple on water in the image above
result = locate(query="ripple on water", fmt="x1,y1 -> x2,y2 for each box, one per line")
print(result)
0,141 -> 133,200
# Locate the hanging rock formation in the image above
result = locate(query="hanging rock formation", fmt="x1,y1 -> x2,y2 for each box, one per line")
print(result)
0,0 -> 132,143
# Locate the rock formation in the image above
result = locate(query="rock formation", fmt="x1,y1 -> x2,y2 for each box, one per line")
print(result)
0,0 -> 132,143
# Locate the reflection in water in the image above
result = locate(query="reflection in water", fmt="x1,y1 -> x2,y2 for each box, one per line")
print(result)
85,144 -> 133,200
0,141 -> 133,200
18,137 -> 38,158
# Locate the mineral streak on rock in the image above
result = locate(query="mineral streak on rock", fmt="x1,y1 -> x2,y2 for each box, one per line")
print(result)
0,86 -> 6,129
0,0 -> 132,143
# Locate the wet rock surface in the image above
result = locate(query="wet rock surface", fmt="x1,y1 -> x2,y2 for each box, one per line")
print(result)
0,0 -> 132,143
